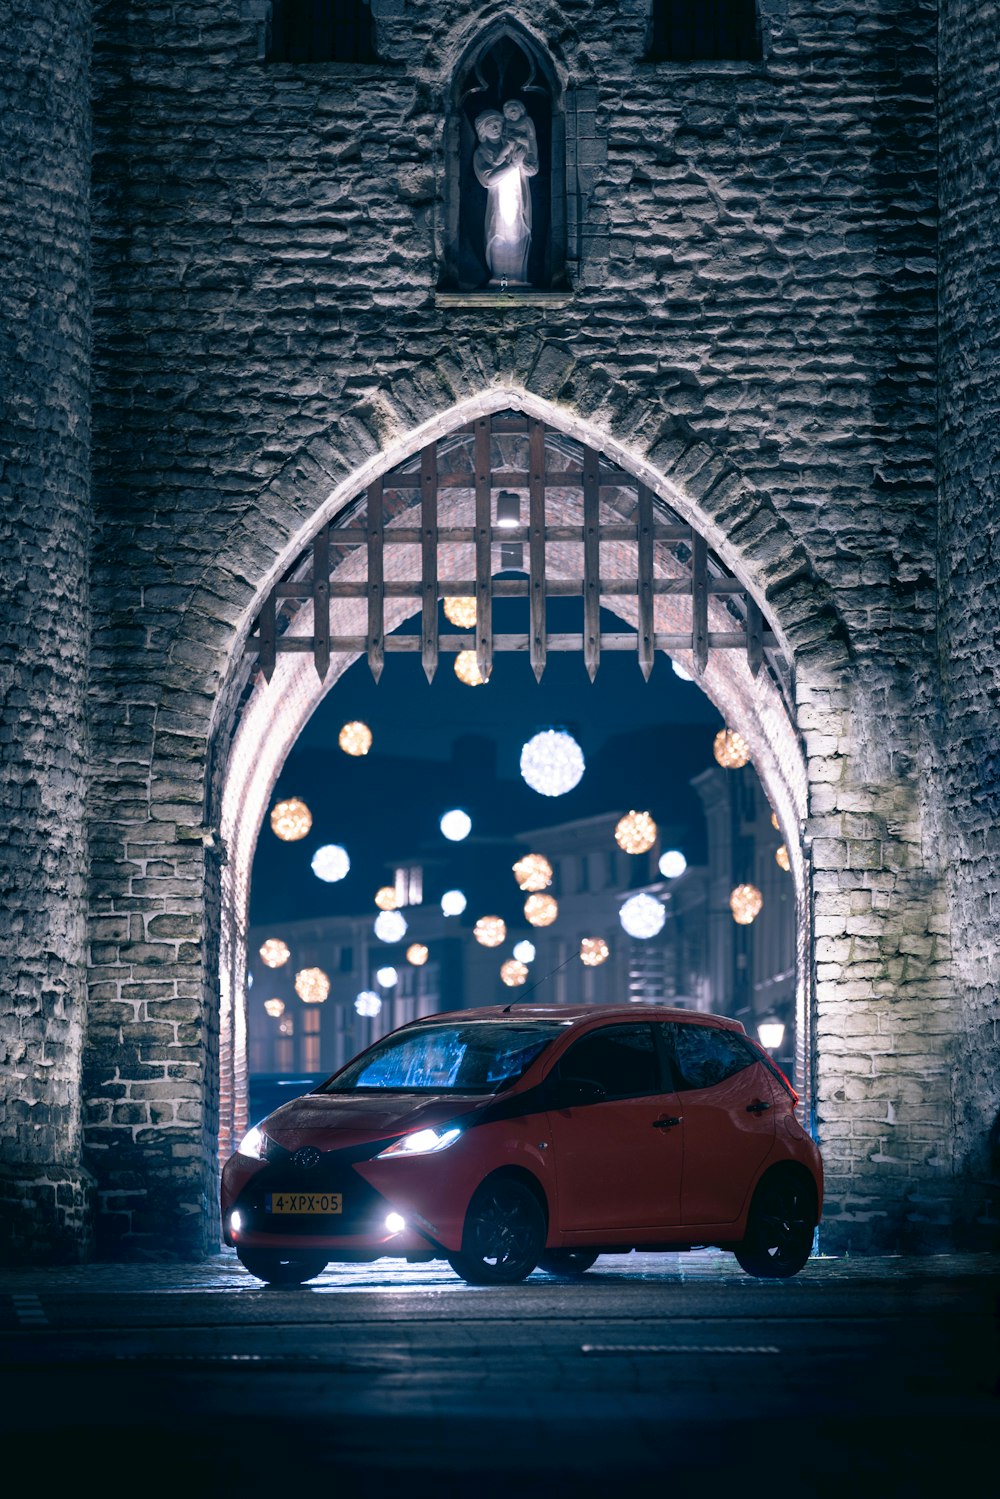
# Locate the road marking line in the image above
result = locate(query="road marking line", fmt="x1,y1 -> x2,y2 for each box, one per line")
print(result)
581,1344 -> 779,1355
11,1294 -> 48,1326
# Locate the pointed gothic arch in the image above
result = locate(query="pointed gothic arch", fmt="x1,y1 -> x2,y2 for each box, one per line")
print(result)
212,390 -> 815,1169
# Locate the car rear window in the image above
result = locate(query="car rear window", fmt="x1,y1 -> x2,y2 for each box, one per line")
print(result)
659,1021 -> 757,1091
319,1022 -> 569,1095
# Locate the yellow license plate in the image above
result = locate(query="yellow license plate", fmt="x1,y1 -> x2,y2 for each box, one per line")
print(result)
266,1192 -> 342,1215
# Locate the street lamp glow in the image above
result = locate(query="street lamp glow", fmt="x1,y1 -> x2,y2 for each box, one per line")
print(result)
512,940 -> 535,964
440,808 -> 472,841
758,1018 -> 785,1051
441,889 -> 467,917
355,991 -> 382,1018
376,966 -> 398,987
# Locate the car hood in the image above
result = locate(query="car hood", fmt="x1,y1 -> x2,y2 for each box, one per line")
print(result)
259,1091 -> 490,1152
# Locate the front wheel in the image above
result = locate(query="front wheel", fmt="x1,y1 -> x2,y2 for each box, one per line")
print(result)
734,1173 -> 816,1279
236,1247 -> 328,1285
537,1249 -> 599,1277
448,1178 -> 546,1286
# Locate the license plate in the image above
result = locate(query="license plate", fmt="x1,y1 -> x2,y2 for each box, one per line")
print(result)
265,1192 -> 342,1215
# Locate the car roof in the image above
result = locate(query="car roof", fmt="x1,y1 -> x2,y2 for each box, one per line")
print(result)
400,1004 -> 746,1032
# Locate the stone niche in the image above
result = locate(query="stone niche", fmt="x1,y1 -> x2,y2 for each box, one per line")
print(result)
440,21 -> 567,292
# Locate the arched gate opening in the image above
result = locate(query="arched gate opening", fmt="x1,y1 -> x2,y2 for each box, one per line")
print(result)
214,393 -> 810,1170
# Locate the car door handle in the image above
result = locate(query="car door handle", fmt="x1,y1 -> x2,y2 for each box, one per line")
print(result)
653,1117 -> 682,1129
746,1100 -> 771,1115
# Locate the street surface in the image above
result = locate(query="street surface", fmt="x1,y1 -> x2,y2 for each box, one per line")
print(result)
1,1248 -> 996,1497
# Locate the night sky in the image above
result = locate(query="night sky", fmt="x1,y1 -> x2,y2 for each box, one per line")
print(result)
250,598 -> 726,927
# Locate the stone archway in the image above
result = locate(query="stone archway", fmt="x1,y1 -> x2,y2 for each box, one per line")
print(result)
212,388 -> 827,1168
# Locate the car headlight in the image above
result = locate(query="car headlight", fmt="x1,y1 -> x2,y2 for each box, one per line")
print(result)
237,1125 -> 267,1160
375,1126 -> 462,1159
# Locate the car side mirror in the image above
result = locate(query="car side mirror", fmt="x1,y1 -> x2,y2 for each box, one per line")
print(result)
556,1076 -> 607,1107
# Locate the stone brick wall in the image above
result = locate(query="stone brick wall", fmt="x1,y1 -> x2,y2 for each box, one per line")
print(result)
3,0 -> 974,1258
0,0 -> 95,1261
939,0 -> 1000,1240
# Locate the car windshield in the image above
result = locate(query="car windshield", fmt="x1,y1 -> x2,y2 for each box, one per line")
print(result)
319,1021 -> 569,1095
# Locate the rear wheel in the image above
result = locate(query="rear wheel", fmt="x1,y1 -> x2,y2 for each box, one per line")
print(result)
734,1172 -> 816,1279
537,1249 -> 599,1277
448,1178 -> 546,1286
236,1247 -> 328,1285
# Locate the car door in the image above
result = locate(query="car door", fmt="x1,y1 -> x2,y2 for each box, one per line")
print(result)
657,1021 -> 777,1227
545,1023 -> 684,1235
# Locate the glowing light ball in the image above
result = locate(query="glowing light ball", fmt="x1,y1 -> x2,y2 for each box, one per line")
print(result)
619,893 -> 666,940
338,721 -> 372,757
454,651 -> 486,686
294,967 -> 330,1003
512,940 -> 535,964
524,893 -> 558,928
263,998 -> 285,1019
501,959 -> 529,988
659,849 -> 688,879
270,797 -> 312,841
259,938 -> 290,969
730,884 -> 764,925
406,943 -> 429,966
519,730 -> 585,797
580,937 -> 610,967
310,844 -> 350,883
376,966 -> 398,987
512,852 -> 553,891
474,916 -> 507,948
672,659 -> 694,682
614,811 -> 658,855
713,729 -> 751,770
374,885 -> 398,911
440,809 -> 472,841
443,596 -> 477,628
374,910 -> 408,943
355,991 -> 382,1018
775,844 -> 791,872
441,889 -> 467,917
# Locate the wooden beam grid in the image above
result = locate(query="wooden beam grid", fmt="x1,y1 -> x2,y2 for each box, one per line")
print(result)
248,420 -> 785,693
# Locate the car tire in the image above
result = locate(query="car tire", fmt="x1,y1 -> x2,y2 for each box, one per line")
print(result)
734,1171 -> 816,1279
537,1249 -> 599,1277
235,1248 -> 328,1285
448,1178 -> 546,1286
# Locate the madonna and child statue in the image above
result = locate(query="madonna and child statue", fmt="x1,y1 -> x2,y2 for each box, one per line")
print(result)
472,99 -> 539,287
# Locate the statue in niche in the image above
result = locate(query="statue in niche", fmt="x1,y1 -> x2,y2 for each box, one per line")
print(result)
472,99 -> 539,286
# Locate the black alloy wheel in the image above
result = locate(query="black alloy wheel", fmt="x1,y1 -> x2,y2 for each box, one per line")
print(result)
235,1247 -> 329,1285
537,1249 -> 599,1277
448,1178 -> 546,1285
734,1172 -> 816,1279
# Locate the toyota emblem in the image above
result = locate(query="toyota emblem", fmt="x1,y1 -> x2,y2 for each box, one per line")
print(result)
291,1146 -> 321,1170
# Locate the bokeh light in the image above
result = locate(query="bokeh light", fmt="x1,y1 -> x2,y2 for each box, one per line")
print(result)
270,797 -> 312,841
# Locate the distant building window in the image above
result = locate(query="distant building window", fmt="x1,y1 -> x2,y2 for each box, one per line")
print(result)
647,0 -> 761,62
267,0 -> 380,63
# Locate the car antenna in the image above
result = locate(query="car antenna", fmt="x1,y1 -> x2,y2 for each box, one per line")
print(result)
501,947 -> 580,1011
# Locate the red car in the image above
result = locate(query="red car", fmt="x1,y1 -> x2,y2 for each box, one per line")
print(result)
221,1004 -> 823,1285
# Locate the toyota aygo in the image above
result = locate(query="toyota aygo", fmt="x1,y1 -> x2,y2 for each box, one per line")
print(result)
221,1004 -> 823,1285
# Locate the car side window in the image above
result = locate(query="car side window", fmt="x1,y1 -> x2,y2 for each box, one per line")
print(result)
660,1023 -> 757,1092
558,1024 -> 660,1099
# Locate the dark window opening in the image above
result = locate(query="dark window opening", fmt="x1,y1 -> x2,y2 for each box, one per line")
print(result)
647,0 -> 762,62
267,0 -> 380,63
